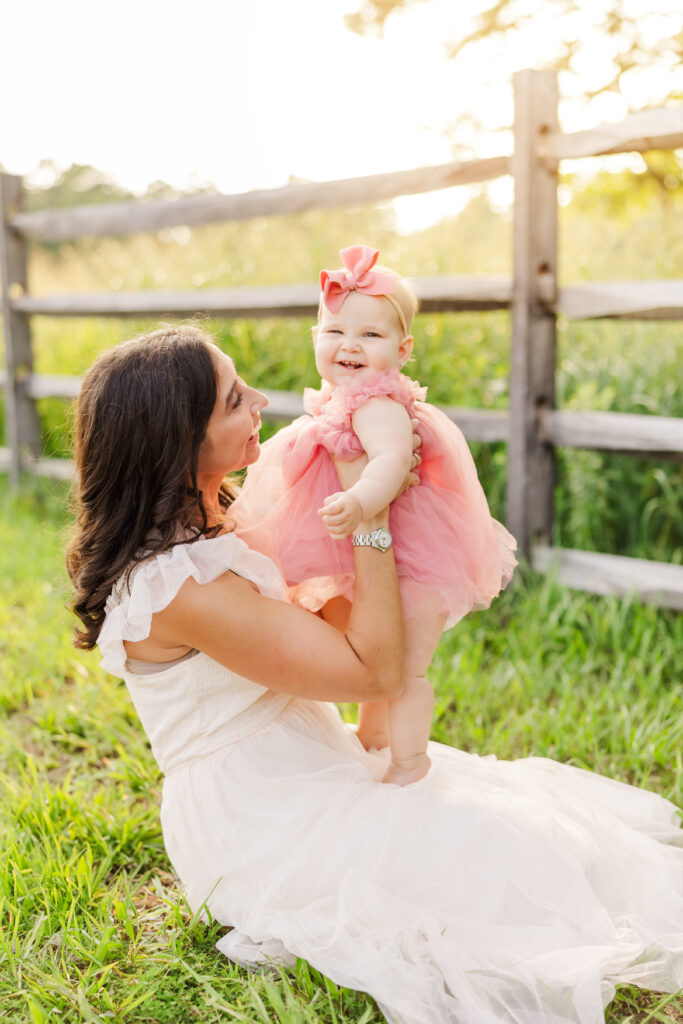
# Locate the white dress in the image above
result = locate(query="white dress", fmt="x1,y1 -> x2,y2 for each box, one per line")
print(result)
99,533 -> 683,1024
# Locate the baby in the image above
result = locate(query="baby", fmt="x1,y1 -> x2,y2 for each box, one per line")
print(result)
232,245 -> 517,785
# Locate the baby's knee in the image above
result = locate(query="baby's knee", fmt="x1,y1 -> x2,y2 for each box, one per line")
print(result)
401,673 -> 435,709
403,643 -> 437,678
403,638 -> 440,679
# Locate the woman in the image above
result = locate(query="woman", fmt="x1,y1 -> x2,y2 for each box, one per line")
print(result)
68,325 -> 683,1024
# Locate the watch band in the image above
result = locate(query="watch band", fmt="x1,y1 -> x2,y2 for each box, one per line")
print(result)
351,528 -> 393,552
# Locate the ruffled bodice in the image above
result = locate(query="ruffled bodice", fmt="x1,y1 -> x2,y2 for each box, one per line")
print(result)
301,369 -> 427,460
99,533 -> 291,774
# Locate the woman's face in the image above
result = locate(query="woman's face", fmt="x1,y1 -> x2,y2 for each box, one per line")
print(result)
197,349 -> 268,479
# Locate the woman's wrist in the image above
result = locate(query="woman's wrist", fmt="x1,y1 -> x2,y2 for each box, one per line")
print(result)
354,508 -> 390,534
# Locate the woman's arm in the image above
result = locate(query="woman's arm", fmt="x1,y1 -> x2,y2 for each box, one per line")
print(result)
320,398 -> 413,538
145,504 -> 404,704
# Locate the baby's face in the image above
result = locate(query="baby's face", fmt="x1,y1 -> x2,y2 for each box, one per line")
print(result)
314,291 -> 413,387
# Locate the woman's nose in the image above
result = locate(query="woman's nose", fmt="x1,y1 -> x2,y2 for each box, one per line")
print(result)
253,389 -> 268,411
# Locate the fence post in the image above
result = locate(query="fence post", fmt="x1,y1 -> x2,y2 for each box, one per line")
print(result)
508,69 -> 559,558
0,173 -> 40,483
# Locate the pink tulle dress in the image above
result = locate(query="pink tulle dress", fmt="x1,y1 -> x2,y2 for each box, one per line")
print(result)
231,369 -> 517,628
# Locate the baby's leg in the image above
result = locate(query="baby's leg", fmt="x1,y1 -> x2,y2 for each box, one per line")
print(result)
383,613 -> 446,786
357,699 -> 390,750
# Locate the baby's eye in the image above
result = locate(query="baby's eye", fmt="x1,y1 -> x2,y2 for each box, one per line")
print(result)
364,331 -> 380,338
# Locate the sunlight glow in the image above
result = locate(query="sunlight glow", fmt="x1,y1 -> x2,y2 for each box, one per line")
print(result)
1,0 -> 680,232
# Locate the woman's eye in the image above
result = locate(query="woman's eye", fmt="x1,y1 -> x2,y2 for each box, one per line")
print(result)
233,391 -> 243,409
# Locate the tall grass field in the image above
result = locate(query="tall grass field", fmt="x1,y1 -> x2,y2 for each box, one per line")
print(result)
1,181 -> 682,1021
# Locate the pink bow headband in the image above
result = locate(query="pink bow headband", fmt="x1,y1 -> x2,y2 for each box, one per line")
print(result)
320,245 -> 409,336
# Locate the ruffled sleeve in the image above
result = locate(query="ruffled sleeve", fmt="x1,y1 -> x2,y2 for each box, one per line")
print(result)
304,370 -> 427,432
98,533 -> 285,678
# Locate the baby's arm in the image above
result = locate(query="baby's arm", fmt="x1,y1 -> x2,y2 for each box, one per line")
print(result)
320,398 -> 413,538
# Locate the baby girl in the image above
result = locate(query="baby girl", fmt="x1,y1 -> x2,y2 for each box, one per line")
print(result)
232,245 -> 517,785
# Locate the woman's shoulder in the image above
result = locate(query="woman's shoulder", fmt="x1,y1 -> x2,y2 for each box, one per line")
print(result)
98,532 -> 285,677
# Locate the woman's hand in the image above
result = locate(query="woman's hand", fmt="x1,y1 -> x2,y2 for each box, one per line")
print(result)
396,418 -> 422,497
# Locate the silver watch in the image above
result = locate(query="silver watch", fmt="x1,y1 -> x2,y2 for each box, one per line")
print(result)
351,527 -> 393,552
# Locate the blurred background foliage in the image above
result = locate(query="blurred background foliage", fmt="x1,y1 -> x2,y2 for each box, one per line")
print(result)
0,155 -> 682,566
345,0 -> 683,178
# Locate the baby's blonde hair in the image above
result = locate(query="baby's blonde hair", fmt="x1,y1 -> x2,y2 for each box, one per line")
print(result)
317,261 -> 419,338
374,264 -> 418,336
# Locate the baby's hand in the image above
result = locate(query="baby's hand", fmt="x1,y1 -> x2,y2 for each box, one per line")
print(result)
319,491 -> 363,540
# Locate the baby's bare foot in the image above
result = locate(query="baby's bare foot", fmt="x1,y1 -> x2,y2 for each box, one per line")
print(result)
383,753 -> 431,786
357,729 -> 390,751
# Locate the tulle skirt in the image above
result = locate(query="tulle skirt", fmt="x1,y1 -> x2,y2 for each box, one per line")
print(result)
160,698 -> 683,1024
233,402 -> 517,627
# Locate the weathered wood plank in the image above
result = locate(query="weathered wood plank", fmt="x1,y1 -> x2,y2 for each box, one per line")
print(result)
539,106 -> 683,161
410,275 -> 513,311
0,446 -> 74,480
0,402 -> 507,486
0,173 -> 41,483
17,372 -> 683,456
10,157 -> 511,243
540,409 -> 683,457
260,389 -> 305,421
12,276 -> 515,318
13,277 -> 683,321
22,455 -> 76,480
12,284 -> 321,318
442,407 -> 509,442
533,546 -> 683,611
558,280 -> 683,320
21,373 -> 83,400
8,369 -> 511,443
508,68 -> 559,556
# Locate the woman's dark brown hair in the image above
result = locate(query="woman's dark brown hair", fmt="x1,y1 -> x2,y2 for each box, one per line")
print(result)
66,324 -> 236,650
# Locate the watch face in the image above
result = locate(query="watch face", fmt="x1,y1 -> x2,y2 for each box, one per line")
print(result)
375,528 -> 392,551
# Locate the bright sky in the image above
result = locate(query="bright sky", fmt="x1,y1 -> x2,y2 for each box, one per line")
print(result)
2,0 -> 681,231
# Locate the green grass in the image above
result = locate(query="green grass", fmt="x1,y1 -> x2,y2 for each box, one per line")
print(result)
1,478 -> 681,1023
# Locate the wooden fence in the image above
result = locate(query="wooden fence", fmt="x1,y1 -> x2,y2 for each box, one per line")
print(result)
1,69 -> 682,609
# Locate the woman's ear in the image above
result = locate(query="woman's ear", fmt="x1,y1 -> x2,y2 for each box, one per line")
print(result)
398,335 -> 414,366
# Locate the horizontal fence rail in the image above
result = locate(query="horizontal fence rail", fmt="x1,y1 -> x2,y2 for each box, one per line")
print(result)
9,157 -> 511,243
533,547 -> 683,611
7,276 -> 512,319
557,280 -> 683,320
4,363 -> 681,463
2,68 -> 682,610
8,111 -> 681,246
0,369 -> 511,440
6,278 -> 683,321
0,447 -> 74,480
540,409 -> 683,460
538,107 -> 683,161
